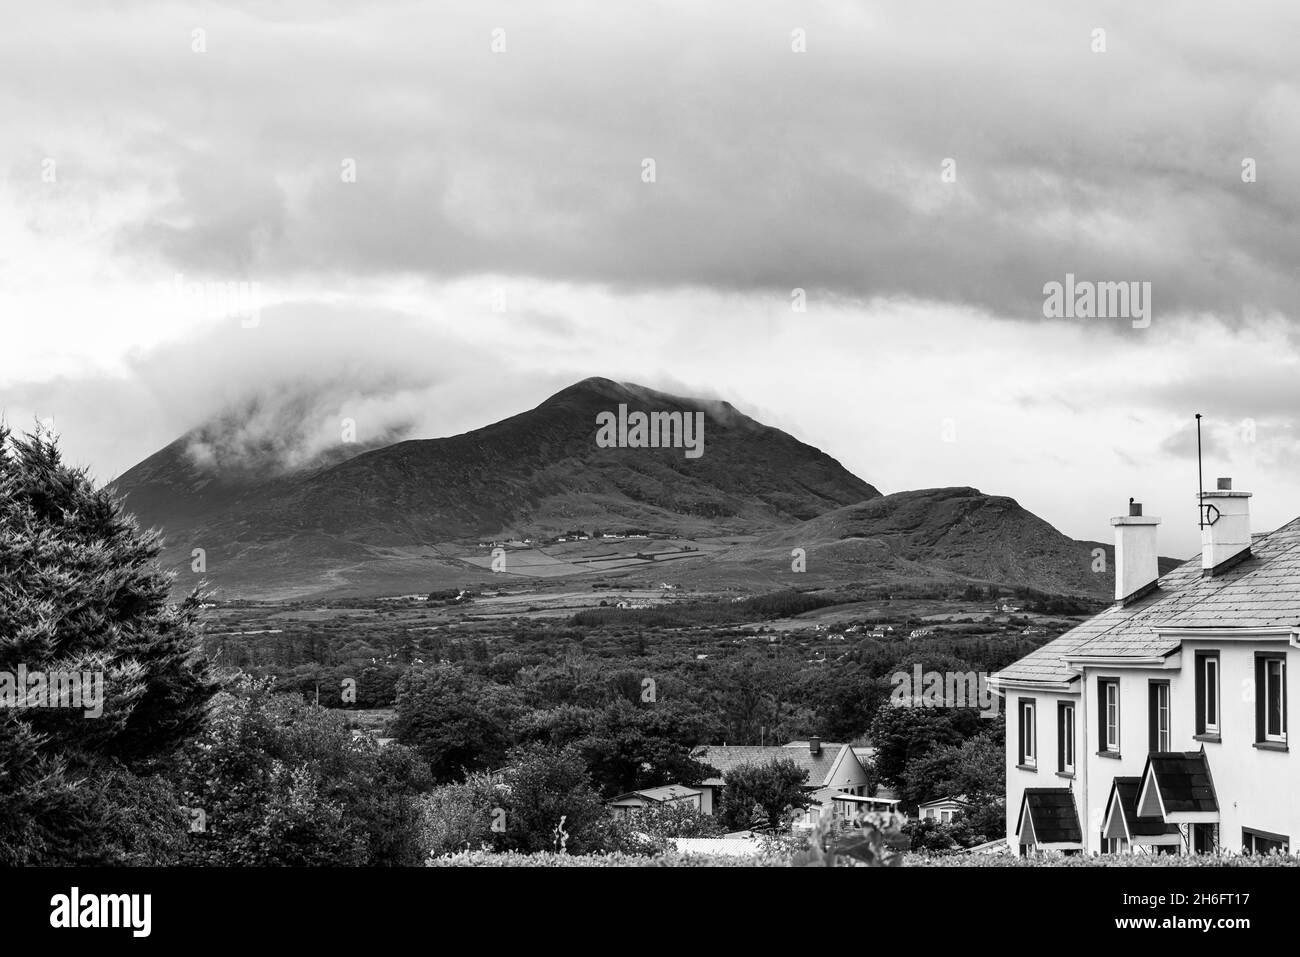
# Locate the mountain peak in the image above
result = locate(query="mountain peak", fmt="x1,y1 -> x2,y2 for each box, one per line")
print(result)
111,378 -> 880,597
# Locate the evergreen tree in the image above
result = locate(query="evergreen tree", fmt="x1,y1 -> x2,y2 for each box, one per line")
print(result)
0,425 -> 218,863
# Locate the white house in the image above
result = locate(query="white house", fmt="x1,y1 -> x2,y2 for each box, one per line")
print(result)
918,795 -> 973,824
991,479 -> 1299,856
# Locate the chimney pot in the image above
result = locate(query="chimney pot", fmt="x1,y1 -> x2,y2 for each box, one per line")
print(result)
1129,501 -> 1143,517
1217,477 -> 1232,490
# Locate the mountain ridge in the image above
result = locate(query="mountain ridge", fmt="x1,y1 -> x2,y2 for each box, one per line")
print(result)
110,377 -> 882,595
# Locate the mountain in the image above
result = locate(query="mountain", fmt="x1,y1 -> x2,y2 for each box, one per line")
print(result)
698,487 -> 1183,598
111,379 -> 1170,601
110,378 -> 880,596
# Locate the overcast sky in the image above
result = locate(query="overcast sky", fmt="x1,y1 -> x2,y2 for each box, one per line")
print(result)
3,0 -> 1299,556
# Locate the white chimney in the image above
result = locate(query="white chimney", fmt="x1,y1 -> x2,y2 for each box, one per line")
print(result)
1200,477 -> 1252,575
1110,500 -> 1160,603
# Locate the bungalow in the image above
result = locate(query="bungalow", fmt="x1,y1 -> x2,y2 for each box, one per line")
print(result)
606,784 -> 703,821
992,478 -> 1300,856
918,795 -> 973,824
689,737 -> 871,816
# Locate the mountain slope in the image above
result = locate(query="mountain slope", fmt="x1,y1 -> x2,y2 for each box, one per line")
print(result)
702,487 -> 1184,598
110,378 -> 880,595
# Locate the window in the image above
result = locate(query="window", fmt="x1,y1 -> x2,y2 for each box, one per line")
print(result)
1195,651 -> 1220,737
1018,698 -> 1037,768
1149,681 -> 1170,752
1243,828 -> 1289,856
1057,701 -> 1075,774
1098,679 -> 1120,754
1255,653 -> 1288,746
940,810 -> 952,823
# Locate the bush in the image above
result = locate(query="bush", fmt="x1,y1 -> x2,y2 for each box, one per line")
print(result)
175,675 -> 432,865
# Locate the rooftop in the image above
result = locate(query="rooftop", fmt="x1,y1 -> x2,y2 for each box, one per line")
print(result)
1018,788 -> 1082,845
993,516 -> 1300,687
691,743 -> 852,787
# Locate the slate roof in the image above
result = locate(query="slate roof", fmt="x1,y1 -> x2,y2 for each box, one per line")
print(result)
1108,776 -> 1178,837
1143,751 -> 1218,814
992,516 -> 1300,686
1018,788 -> 1082,844
691,743 -> 850,787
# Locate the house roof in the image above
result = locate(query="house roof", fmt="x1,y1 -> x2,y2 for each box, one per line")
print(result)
1017,788 -> 1082,845
1106,776 -> 1179,838
608,784 -> 702,804
1139,751 -> 1218,815
992,517 -> 1300,686
918,795 -> 973,809
691,743 -> 852,787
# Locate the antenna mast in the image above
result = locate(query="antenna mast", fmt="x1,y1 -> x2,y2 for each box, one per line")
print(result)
1195,413 -> 1204,528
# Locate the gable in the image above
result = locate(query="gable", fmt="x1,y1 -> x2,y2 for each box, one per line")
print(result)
1018,788 -> 1082,846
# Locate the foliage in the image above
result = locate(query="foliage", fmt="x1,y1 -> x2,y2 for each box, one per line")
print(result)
391,664 -> 524,781
523,698 -> 720,798
718,757 -> 811,831
429,848 -> 792,867
867,702 -> 986,801
417,772 -> 507,856
494,743 -> 613,854
792,811 -> 910,867
0,425 -> 217,864
618,800 -> 725,840
175,675 -> 432,865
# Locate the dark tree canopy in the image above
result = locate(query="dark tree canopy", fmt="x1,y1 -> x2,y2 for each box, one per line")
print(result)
0,425 -> 218,863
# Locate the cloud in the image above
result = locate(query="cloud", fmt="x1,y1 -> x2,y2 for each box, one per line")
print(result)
0,303 -> 564,481
3,0 -> 1299,323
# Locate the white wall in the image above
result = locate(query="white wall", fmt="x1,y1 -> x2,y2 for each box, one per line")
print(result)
1073,642 -> 1300,854
1004,688 -> 1080,850
1177,639 -> 1298,852
1078,665 -> 1169,853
